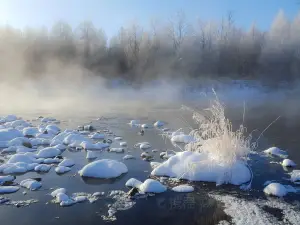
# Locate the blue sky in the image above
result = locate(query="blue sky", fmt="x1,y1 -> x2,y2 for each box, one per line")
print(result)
0,0 -> 299,37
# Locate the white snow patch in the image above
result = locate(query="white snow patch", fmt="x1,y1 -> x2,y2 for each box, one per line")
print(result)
281,159 -> 296,167
123,155 -> 135,160
55,166 -> 71,174
7,153 -> 37,164
23,127 -> 39,137
0,186 -> 19,193
90,133 -> 105,139
171,134 -> 195,144
45,125 -> 60,135
139,179 -> 167,193
20,179 -> 42,191
80,141 -> 109,150
125,178 -> 142,188
172,185 -> 194,192
51,188 -> 67,197
78,159 -> 128,178
154,121 -> 164,127
290,170 -> 300,183
114,137 -> 122,141
120,142 -> 127,147
263,183 -> 296,197
151,151 -> 251,186
110,148 -> 125,153
264,147 -> 288,158
0,128 -> 23,141
36,147 -> 61,158
86,151 -> 97,159
135,142 -> 151,150
34,164 -> 51,172
58,159 -> 75,167
0,175 -> 15,184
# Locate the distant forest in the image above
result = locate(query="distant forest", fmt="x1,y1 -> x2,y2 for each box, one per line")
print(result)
1,10 -> 299,83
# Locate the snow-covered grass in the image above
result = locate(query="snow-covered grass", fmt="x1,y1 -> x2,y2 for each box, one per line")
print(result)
183,90 -> 254,165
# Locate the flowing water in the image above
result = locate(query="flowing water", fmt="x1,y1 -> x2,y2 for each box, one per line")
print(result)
1,93 -> 300,225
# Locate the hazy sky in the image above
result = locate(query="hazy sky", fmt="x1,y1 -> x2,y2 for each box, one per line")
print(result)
0,0 -> 298,37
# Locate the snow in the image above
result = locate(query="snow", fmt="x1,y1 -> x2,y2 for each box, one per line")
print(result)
172,185 -> 194,192
1,115 -> 18,122
23,127 -> 39,137
0,128 -> 23,141
55,166 -> 71,174
110,148 -> 125,153
141,124 -> 151,129
1,146 -> 17,153
263,183 -> 288,197
34,164 -> 51,172
0,186 -> 19,194
171,134 -> 195,144
139,179 -> 167,193
264,147 -> 288,158
56,193 -> 70,202
45,125 -> 60,135
63,134 -> 90,147
114,137 -> 123,141
60,199 -> 76,207
150,162 -> 161,169
41,117 -> 57,123
90,133 -> 105,139
86,151 -> 97,159
154,121 -> 164,127
123,155 -> 135,160
74,196 -> 87,203
6,120 -> 30,128
0,175 -> 15,184
43,158 -> 61,164
282,159 -> 296,167
7,153 -> 37,164
80,141 -> 109,150
125,178 -> 142,188
129,120 -> 139,126
8,137 -> 31,147
20,179 -> 42,191
51,188 -> 67,197
36,147 -> 61,158
58,159 -> 75,167
290,170 -> 300,183
120,142 -> 127,147
135,142 -> 151,150
30,138 -> 51,146
16,146 -> 36,153
35,133 -> 55,139
53,144 -> 67,151
78,159 -> 128,178
151,151 -> 251,186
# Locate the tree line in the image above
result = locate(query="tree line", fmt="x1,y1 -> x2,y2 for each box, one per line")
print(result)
0,10 -> 299,84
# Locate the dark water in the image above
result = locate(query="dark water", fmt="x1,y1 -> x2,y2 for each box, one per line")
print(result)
1,104 -> 300,225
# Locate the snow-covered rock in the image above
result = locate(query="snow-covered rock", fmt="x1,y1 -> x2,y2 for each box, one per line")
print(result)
281,159 -> 296,167
58,159 -> 75,167
172,185 -> 194,193
56,193 -> 70,202
43,158 -> 61,164
141,124 -> 151,129
55,166 -> 71,174
41,117 -> 57,123
86,151 -> 97,159
125,178 -> 142,188
114,137 -> 122,141
23,127 -> 39,137
123,155 -> 135,160
150,162 -> 161,169
78,159 -> 128,178
60,199 -> 76,207
139,179 -> 167,193
20,179 -> 42,191
45,125 -> 60,135
154,121 -> 164,127
1,115 -> 18,123
7,153 -> 37,164
74,196 -> 87,203
151,151 -> 251,186
120,142 -> 127,147
0,128 -> 23,141
80,141 -> 109,150
109,148 -> 125,153
290,170 -> 300,183
263,183 -> 288,197
51,188 -> 67,197
0,186 -> 19,194
0,175 -> 15,185
264,147 -> 288,158
34,164 -> 51,172
90,133 -> 105,139
129,120 -> 139,126
36,147 -> 61,158
16,146 -> 36,153
63,134 -> 90,147
30,138 -> 51,146
135,142 -> 151,150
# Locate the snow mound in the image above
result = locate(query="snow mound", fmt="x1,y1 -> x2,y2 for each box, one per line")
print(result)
20,179 -> 42,191
135,142 -> 151,150
129,120 -> 139,126
151,151 -> 251,186
120,142 -> 127,147
125,178 -> 142,188
110,148 -> 125,153
63,134 -> 90,147
16,146 -> 36,153
86,151 -> 97,159
58,159 -> 75,167
78,159 -> 128,178
30,138 -> 51,146
0,186 -> 19,194
43,158 -> 61,164
51,188 -> 67,197
172,185 -> 194,192
23,127 -> 39,137
0,128 -> 23,141
281,159 -> 296,167
290,170 -> 300,183
1,115 -> 18,123
7,153 -> 37,164
263,183 -> 288,197
41,117 -> 57,123
264,147 -> 288,158
34,164 -> 51,172
80,141 -> 109,150
90,133 -> 105,139
114,137 -> 122,141
139,179 -> 167,193
45,125 -> 60,135
123,155 -> 135,160
154,121 -> 164,127
36,147 -> 61,158
55,166 -> 71,174
171,134 -> 195,144
0,175 -> 15,184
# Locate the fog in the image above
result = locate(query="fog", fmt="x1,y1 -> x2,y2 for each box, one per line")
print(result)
1,10 -> 300,118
